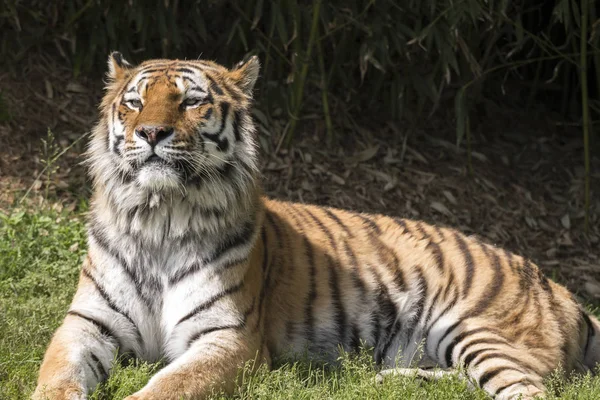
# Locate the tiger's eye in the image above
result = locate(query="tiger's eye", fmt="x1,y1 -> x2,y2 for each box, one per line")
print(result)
126,99 -> 142,109
183,97 -> 203,107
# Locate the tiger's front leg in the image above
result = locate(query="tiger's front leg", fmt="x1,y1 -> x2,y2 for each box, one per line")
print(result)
32,312 -> 116,400
124,327 -> 266,400
33,263 -> 130,400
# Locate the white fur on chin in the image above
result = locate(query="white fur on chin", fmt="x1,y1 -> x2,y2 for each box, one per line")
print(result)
135,163 -> 182,192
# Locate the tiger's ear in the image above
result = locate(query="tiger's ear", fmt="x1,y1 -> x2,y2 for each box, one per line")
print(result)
229,56 -> 260,96
107,52 -> 133,81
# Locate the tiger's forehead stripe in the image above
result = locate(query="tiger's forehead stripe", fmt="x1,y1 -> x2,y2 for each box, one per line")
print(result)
115,62 -> 217,100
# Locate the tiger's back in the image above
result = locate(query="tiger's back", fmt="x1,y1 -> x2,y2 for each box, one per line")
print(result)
33,54 -> 599,400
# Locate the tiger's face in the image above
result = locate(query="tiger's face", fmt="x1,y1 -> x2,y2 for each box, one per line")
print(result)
98,52 -> 259,192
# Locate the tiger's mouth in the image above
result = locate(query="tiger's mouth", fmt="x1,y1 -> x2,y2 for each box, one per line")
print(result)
146,154 -> 163,163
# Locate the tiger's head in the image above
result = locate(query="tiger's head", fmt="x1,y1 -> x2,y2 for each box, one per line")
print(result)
89,52 -> 260,196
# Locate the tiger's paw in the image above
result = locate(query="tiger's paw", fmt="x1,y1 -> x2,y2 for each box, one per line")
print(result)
32,384 -> 85,400
123,391 -> 155,400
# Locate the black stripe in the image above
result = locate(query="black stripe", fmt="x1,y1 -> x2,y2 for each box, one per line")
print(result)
195,205 -> 226,219
221,81 -> 243,102
392,217 -> 413,235
88,228 -> 155,310
203,219 -> 255,265
202,107 -> 213,121
342,240 -> 367,296
206,75 -> 224,95
494,381 -> 521,396
583,312 -> 596,356
67,310 -> 120,347
425,241 -> 445,274
90,352 -> 108,379
137,68 -> 165,74
378,319 -> 402,364
187,298 -> 256,348
478,366 -> 522,388
421,287 -> 443,333
322,208 -> 353,237
86,359 -> 100,381
188,326 -> 237,348
469,244 -> 504,317
202,102 -> 230,152
185,86 -> 206,95
232,110 -> 242,142
444,327 -> 490,367
519,259 -> 536,290
286,204 -> 307,233
442,272 -> 455,300
424,287 -> 458,357
173,67 -> 197,74
373,270 -> 399,364
414,221 -> 429,238
265,212 -> 282,245
81,269 -> 141,342
116,68 -> 146,99
453,232 -> 475,298
304,236 -> 317,344
182,75 -> 200,86
464,347 -> 493,366
169,262 -> 202,286
177,280 -> 245,326
404,268 -> 428,345
457,338 -> 509,363
472,352 -> 536,372
326,255 -> 348,349
435,321 -> 461,362
392,267 -> 405,292
113,135 -> 124,156
433,225 -> 445,240
302,207 -> 339,251
218,257 -> 247,272
358,214 -> 381,235
504,249 -> 516,272
372,315 -> 382,352
263,211 -> 283,289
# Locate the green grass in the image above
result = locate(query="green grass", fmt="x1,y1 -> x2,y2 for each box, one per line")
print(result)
1,207 -> 600,399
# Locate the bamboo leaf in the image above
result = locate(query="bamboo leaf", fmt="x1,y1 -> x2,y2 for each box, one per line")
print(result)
455,87 -> 467,147
252,0 -> 264,30
227,18 -> 241,45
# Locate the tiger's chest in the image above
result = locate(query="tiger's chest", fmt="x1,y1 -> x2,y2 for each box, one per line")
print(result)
96,234 -> 240,363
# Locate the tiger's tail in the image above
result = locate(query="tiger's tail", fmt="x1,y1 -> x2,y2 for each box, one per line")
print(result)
582,312 -> 600,374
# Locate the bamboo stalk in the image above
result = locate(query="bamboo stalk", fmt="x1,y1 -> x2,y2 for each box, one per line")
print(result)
285,0 -> 322,146
316,34 -> 333,143
466,116 -> 473,176
580,0 -> 591,232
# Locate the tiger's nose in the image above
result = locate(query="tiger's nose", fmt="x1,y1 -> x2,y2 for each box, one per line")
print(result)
135,126 -> 174,146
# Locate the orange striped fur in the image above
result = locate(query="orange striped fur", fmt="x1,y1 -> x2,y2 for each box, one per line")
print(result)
33,54 -> 600,400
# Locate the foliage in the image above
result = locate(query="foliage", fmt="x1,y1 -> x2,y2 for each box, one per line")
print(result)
0,0 -> 597,223
1,1 -> 596,132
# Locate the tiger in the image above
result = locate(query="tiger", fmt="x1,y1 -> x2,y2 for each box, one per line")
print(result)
33,52 -> 600,400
